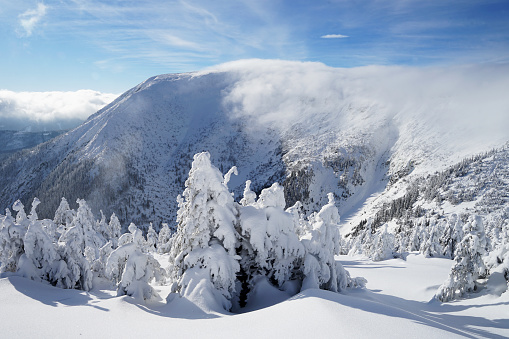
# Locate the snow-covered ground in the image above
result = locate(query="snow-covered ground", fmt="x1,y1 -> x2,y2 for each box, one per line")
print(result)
1,253 -> 507,338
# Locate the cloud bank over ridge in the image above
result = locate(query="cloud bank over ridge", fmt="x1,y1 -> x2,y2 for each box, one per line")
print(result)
0,89 -> 118,131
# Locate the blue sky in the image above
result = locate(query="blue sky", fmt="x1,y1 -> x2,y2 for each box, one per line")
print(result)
1,0 -> 508,93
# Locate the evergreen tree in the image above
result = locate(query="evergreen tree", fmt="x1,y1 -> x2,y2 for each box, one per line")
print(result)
108,212 -> 122,248
157,223 -> 173,254
167,152 -> 240,312
0,205 -> 25,273
422,219 -> 444,258
96,210 -> 109,243
238,183 -> 304,289
53,197 -> 75,235
300,193 -> 347,291
145,223 -> 157,252
370,224 -> 396,261
57,199 -> 104,291
435,215 -> 488,302
105,223 -> 166,300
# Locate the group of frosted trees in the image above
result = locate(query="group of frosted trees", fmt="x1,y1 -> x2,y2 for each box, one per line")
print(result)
166,152 -> 364,311
348,210 -> 509,302
0,197 -> 166,300
0,151 -> 365,311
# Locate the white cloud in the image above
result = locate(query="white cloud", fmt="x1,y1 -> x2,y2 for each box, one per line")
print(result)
210,59 -> 509,163
0,90 -> 118,131
18,3 -> 47,37
321,34 -> 349,39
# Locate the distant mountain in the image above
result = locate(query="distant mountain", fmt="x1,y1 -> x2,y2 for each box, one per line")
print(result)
0,60 -> 507,230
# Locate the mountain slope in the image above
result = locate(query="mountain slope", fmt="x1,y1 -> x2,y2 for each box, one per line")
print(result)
0,130 -> 66,161
0,60 -> 508,229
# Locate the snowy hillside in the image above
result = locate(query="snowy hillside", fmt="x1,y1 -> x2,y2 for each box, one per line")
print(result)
0,130 -> 66,161
1,254 -> 508,338
0,60 -> 508,230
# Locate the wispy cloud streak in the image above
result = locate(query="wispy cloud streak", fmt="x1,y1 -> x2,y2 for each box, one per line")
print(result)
18,3 -> 47,37
321,34 -> 349,39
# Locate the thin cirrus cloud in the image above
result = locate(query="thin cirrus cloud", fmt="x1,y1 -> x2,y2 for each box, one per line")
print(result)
17,3 -> 47,37
1,0 -> 508,94
321,34 -> 349,39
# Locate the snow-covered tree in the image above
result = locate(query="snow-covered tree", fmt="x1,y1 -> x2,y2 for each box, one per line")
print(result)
91,241 -> 114,277
118,231 -> 133,247
422,219 -> 444,258
300,193 -> 349,291
12,200 -> 28,225
485,218 -> 509,287
0,199 -> 72,288
96,210 -> 109,243
370,224 -> 396,261
167,152 -> 240,311
439,214 -> 463,259
408,218 -> 428,252
107,212 -> 122,248
18,216 -> 60,284
57,199 -> 105,291
0,205 -> 25,273
435,215 -> 488,302
105,224 -> 165,300
145,223 -> 157,252
157,223 -> 173,254
239,183 -> 305,289
348,218 -> 374,256
53,197 -> 75,235
239,180 -> 257,206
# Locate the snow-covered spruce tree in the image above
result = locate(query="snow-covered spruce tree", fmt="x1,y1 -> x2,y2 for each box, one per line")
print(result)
107,212 -> 122,248
422,219 -> 445,258
12,199 -> 28,225
105,223 -> 166,300
0,198 -> 71,288
145,223 -> 157,252
485,218 -> 509,286
0,201 -> 30,273
96,211 -> 110,243
167,152 -> 240,312
348,218 -> 374,256
370,224 -> 396,262
92,241 -> 114,278
17,198 -> 61,284
53,197 -> 75,236
157,223 -> 173,254
300,193 -> 353,292
57,199 -> 105,291
408,217 -> 429,252
439,214 -> 463,259
238,183 -> 304,293
239,180 -> 257,206
435,215 -> 488,302
394,224 -> 412,254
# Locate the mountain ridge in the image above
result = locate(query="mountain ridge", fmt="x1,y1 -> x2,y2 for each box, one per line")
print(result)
0,60 -> 508,229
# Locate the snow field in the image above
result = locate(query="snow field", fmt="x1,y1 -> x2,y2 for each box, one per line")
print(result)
1,253 -> 508,338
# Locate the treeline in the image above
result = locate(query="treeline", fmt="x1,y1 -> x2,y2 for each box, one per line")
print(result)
0,151 -> 366,312
346,146 -> 509,301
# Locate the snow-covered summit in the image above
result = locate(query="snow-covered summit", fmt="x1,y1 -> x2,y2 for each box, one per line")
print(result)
0,59 -> 508,227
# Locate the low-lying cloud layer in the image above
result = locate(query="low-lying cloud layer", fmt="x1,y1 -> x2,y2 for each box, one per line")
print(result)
208,59 -> 509,167
0,89 -> 118,131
